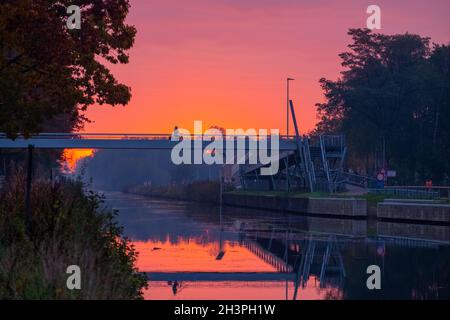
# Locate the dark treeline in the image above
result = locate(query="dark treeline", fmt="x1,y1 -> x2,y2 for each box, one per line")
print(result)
314,29 -> 450,185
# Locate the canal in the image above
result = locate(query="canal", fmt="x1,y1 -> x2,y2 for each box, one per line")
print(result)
103,192 -> 450,300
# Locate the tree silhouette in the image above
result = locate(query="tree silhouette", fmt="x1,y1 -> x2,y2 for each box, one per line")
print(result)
0,0 -> 136,137
315,29 -> 450,184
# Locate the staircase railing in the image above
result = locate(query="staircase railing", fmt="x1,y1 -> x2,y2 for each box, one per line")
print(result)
321,135 -> 345,151
341,172 -> 376,188
303,138 -> 316,184
319,136 -> 333,193
289,100 -> 314,192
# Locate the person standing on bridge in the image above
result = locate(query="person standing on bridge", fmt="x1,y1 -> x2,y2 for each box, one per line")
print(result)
171,126 -> 181,141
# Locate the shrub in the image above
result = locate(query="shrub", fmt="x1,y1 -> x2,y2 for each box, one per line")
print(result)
0,168 -> 147,299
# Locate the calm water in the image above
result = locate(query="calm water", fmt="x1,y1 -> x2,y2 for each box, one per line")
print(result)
103,192 -> 450,300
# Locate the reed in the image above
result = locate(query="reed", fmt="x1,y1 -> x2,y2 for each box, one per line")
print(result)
0,168 -> 147,299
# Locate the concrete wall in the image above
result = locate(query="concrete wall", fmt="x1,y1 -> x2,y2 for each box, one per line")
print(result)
377,221 -> 450,242
307,197 -> 367,217
306,217 -> 367,236
222,193 -> 367,217
378,202 -> 450,224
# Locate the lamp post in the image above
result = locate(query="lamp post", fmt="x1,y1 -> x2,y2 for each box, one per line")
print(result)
287,78 -> 295,137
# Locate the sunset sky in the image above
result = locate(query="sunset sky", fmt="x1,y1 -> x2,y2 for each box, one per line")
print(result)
84,0 -> 450,135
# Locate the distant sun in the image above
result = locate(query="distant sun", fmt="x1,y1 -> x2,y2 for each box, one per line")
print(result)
61,149 -> 95,173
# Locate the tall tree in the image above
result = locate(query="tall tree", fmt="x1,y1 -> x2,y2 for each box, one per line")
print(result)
315,29 -> 450,184
0,0 -> 136,138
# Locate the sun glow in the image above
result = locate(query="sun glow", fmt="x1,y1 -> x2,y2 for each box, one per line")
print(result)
61,149 -> 95,173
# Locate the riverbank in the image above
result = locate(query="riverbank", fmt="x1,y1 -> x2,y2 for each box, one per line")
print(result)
377,199 -> 450,224
0,170 -> 147,299
125,184 -> 450,225
124,181 -> 222,204
223,192 -> 367,219
125,185 -> 368,218
223,191 -> 450,225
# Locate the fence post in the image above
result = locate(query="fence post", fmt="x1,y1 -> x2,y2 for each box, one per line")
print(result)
25,144 -> 34,235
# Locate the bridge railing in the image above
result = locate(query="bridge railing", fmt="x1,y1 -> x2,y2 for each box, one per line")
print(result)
368,188 -> 440,200
321,135 -> 345,150
0,132 -> 300,141
383,186 -> 450,199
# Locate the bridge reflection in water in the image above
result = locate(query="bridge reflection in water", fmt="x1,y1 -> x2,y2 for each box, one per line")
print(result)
104,192 -> 450,300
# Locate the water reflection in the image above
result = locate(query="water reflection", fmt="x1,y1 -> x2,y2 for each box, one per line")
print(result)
104,192 -> 450,300
133,239 -> 277,272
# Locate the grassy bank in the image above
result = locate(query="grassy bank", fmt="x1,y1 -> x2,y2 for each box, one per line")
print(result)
225,190 -> 330,198
227,189 -> 384,200
0,169 -> 147,299
125,181 -> 223,204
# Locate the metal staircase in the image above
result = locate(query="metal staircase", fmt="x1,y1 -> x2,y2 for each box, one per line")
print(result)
319,235 -> 346,289
238,100 -> 347,193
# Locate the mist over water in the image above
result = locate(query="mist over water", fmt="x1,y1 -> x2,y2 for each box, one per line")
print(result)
80,149 -> 220,191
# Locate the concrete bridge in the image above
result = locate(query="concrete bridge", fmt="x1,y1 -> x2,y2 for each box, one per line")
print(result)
0,133 -> 298,150
0,101 -> 350,193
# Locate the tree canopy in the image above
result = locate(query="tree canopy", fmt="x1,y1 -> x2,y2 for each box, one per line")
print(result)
0,0 -> 136,137
315,29 -> 450,184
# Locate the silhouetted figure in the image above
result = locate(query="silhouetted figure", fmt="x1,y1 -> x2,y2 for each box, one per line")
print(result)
171,126 -> 180,141
168,280 -> 181,295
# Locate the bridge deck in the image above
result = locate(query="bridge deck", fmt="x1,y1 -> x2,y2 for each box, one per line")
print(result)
0,133 -> 298,150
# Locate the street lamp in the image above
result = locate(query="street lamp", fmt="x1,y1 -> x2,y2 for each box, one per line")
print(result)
287,78 -> 295,137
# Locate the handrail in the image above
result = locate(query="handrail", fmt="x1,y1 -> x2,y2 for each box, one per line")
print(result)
320,136 -> 332,192
0,132 -> 299,140
320,135 -> 345,150
384,186 -> 450,190
303,138 -> 316,183
368,188 -> 440,200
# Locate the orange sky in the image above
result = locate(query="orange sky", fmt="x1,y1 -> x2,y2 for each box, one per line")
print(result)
84,0 -> 450,135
